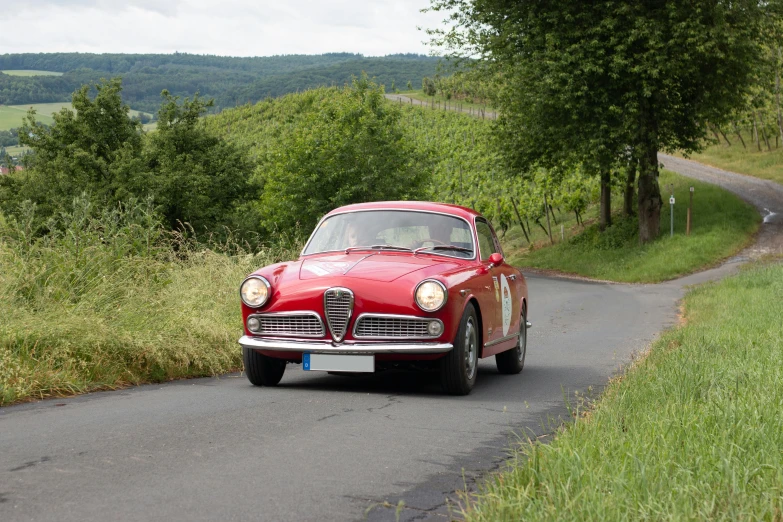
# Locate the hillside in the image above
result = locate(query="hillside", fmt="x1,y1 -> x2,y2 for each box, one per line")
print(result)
0,52 -> 441,113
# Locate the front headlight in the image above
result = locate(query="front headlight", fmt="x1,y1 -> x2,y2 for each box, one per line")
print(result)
240,276 -> 271,308
415,280 -> 447,312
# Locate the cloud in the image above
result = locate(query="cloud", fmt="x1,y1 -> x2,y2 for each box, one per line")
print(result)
0,0 -> 446,57
13,0 -> 183,16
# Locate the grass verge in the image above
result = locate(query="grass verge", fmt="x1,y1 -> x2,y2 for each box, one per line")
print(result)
0,198 -> 296,406
461,259 -> 783,521
506,170 -> 760,283
682,131 -> 783,185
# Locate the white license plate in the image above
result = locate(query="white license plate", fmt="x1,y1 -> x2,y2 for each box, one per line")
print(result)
302,353 -> 374,372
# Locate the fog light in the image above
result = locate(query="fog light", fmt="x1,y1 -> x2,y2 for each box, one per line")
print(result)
428,320 -> 443,336
247,317 -> 261,332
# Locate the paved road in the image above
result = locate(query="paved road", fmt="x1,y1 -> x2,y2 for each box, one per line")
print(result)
1,157 -> 780,522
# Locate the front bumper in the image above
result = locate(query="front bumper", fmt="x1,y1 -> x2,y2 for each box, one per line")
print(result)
239,335 -> 454,355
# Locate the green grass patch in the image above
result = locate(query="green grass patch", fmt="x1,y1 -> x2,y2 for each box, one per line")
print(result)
682,131 -> 783,184
1,70 -> 63,77
506,170 -> 760,283
3,145 -> 29,157
0,103 -> 153,131
0,198 -> 296,406
461,260 -> 783,521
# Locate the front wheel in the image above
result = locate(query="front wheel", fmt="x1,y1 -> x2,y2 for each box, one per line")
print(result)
243,348 -> 286,386
440,303 -> 479,395
496,306 -> 527,375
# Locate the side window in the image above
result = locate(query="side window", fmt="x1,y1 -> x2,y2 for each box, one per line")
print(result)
475,220 -> 498,261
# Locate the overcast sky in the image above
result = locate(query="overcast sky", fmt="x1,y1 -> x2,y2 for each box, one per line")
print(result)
0,0 -> 447,57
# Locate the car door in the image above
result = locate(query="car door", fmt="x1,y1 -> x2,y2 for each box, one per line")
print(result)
488,223 -> 520,345
474,219 -> 502,347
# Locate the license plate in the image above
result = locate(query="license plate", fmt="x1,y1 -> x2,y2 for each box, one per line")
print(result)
302,353 -> 374,372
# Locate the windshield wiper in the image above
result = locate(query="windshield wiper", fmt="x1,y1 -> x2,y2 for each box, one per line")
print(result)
345,244 -> 413,253
414,245 -> 474,255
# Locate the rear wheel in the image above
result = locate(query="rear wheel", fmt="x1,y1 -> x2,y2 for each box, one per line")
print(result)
440,303 -> 479,395
496,306 -> 527,375
243,348 -> 286,386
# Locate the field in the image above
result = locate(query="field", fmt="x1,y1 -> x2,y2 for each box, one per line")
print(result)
0,102 -> 154,131
1,70 -> 63,76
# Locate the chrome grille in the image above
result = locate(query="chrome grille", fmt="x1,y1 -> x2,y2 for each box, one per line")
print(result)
353,314 -> 442,339
248,312 -> 324,338
324,287 -> 354,342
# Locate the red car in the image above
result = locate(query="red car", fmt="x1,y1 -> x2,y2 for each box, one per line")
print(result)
238,201 -> 531,395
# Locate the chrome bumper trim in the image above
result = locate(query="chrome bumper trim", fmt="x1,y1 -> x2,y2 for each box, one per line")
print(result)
239,336 -> 453,354
526,321 -> 533,329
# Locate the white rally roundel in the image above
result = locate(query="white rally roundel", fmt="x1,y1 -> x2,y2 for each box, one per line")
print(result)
500,274 -> 512,336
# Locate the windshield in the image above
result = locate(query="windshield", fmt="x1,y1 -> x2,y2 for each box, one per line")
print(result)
302,210 -> 475,259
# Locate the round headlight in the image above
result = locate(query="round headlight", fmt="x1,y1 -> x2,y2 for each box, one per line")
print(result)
428,320 -> 443,336
240,276 -> 271,308
415,280 -> 447,312
247,317 -> 261,332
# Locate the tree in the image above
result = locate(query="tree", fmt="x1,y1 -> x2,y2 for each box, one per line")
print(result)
258,75 -> 430,233
8,78 -> 143,221
427,0 -> 775,242
137,91 -> 259,237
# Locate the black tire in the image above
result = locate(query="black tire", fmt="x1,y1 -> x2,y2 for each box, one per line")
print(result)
440,303 -> 479,395
496,306 -> 527,375
243,348 -> 286,386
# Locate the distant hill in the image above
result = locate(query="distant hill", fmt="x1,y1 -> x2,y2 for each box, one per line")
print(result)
0,52 -> 442,113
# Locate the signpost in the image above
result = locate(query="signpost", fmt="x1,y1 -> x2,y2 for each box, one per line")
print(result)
687,187 -> 694,236
669,192 -> 675,238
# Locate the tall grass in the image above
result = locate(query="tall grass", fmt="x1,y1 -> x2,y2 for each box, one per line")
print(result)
0,196 -> 297,405
462,261 -> 783,520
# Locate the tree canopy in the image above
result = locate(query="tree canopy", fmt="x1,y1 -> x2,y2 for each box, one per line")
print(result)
428,0 -> 778,242
257,75 -> 430,232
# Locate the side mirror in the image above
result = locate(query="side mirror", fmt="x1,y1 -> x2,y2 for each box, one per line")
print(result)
488,252 -> 504,267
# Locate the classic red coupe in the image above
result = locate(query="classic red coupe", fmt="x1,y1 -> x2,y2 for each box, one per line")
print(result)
238,201 -> 530,395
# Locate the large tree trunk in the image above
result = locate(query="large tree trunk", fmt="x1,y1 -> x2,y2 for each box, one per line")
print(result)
624,158 -> 637,217
637,141 -> 662,244
599,169 -> 611,230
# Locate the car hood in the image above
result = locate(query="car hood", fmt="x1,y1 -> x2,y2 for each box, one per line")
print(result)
299,252 -> 457,282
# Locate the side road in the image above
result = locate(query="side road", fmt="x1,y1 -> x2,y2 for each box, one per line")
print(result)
658,153 -> 783,259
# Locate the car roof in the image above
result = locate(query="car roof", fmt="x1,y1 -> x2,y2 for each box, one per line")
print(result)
325,201 -> 482,221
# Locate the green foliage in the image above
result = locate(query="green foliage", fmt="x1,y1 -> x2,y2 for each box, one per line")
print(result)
257,76 -> 430,232
141,91 -> 260,236
422,76 -> 437,96
9,78 -> 143,221
462,261 -> 783,520
427,0 -> 777,241
0,78 -> 259,242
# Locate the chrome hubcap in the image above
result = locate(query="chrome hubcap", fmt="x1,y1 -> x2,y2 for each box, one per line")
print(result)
465,318 -> 477,380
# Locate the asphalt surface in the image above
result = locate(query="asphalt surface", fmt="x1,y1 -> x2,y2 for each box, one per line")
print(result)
1,156 -> 780,522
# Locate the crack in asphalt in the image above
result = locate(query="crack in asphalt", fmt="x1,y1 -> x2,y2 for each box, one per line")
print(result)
9,456 -> 51,472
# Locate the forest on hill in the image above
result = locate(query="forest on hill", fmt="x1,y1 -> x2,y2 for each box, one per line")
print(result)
0,52 -> 441,112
